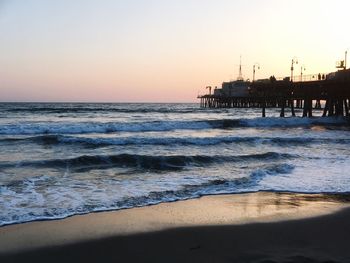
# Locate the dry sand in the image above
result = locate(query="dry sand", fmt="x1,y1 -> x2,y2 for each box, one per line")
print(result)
1,191 -> 350,262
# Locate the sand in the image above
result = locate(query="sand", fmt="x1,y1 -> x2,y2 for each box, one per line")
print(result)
1,191 -> 350,262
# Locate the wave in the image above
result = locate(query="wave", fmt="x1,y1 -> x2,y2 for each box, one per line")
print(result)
2,134 -> 350,148
105,164 -> 296,208
0,163 -> 295,226
0,120 -> 213,135
0,152 -> 295,172
239,116 -> 348,127
0,117 -> 347,135
0,135 -> 61,144
2,104 -> 212,114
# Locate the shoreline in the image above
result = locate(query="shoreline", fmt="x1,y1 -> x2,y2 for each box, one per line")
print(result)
1,191 -> 350,262
2,190 -> 350,228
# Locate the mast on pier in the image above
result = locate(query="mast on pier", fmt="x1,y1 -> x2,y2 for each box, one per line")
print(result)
237,55 -> 244,81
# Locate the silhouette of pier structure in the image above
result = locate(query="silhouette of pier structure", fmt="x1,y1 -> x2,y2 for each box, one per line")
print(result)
198,69 -> 350,118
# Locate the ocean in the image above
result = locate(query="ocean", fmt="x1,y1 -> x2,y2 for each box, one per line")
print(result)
0,102 -> 350,226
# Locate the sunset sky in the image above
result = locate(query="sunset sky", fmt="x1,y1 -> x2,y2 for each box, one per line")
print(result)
0,0 -> 349,102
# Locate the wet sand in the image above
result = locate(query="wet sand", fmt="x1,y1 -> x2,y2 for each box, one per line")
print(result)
1,192 -> 350,263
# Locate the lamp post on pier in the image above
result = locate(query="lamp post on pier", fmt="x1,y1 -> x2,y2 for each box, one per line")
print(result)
300,65 -> 306,82
253,63 -> 260,82
291,57 -> 298,82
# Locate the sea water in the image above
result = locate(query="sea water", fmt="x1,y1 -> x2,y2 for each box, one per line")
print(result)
0,102 -> 349,226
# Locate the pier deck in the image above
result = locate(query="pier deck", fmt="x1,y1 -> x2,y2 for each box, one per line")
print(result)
198,69 -> 350,117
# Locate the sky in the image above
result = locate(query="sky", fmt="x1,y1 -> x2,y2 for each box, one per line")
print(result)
0,0 -> 349,102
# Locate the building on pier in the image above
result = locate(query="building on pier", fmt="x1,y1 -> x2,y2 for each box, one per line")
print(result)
214,56 -> 251,97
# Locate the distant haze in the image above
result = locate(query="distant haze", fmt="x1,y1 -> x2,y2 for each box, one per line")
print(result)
0,0 -> 349,102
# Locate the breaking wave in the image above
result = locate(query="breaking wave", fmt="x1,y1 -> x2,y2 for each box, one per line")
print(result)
2,134 -> 350,147
0,152 -> 295,172
0,163 -> 294,226
0,117 -> 347,135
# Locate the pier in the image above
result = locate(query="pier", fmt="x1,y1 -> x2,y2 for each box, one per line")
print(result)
198,69 -> 350,117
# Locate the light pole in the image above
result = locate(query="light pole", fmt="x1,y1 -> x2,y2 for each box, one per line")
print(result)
345,49 -> 348,70
291,57 -> 298,82
300,65 -> 306,82
253,63 -> 260,82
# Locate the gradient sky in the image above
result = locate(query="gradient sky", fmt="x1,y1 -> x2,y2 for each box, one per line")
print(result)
0,0 -> 349,102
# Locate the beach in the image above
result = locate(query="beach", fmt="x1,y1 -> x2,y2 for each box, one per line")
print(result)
1,191 -> 350,263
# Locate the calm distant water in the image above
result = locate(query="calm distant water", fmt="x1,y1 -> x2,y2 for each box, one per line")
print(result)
0,102 -> 350,226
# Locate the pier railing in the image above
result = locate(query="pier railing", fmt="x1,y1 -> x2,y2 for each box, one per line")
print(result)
274,73 -> 330,82
293,73 -> 329,82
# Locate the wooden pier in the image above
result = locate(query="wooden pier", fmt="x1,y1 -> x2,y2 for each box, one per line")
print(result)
198,69 -> 350,117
